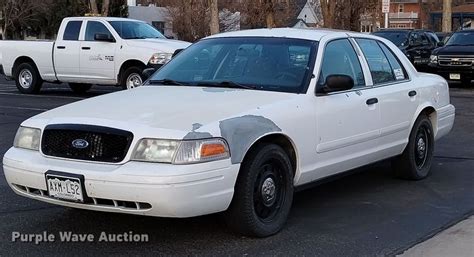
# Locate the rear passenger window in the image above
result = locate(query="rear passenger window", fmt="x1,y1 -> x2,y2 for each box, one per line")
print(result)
378,42 -> 407,81
319,39 -> 365,89
356,39 -> 399,84
63,21 -> 82,41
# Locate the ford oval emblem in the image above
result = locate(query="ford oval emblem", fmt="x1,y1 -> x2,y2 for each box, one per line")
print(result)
72,139 -> 89,149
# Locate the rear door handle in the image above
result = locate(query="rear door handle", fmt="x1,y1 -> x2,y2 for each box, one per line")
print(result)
409,90 -> 417,97
81,47 -> 91,50
366,98 -> 378,105
57,46 -> 66,49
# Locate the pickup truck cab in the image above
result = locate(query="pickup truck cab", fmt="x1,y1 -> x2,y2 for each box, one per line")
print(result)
3,28 -> 455,237
372,29 -> 439,70
0,17 -> 190,94
429,29 -> 474,86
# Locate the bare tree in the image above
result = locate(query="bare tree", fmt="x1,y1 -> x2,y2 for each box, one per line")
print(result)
209,0 -> 219,34
1,0 -> 46,39
88,0 -> 111,16
101,0 -> 110,16
320,0 -> 337,28
89,0 -> 99,14
442,0 -> 452,32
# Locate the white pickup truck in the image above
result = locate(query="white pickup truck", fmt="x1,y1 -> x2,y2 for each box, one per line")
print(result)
0,17 -> 190,94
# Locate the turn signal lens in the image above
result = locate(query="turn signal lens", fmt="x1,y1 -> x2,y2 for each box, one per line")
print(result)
201,143 -> 226,157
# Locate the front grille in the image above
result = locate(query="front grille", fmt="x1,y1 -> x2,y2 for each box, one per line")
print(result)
41,124 -> 134,163
438,55 -> 474,67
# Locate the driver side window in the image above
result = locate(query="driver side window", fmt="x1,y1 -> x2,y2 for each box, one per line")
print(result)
318,39 -> 365,90
85,21 -> 113,41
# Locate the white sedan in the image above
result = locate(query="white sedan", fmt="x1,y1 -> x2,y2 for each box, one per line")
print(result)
3,28 -> 455,237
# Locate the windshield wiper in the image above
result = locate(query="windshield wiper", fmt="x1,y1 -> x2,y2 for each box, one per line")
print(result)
148,79 -> 187,86
195,81 -> 257,90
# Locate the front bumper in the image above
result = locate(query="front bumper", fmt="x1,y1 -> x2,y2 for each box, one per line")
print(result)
3,147 -> 240,218
428,64 -> 474,81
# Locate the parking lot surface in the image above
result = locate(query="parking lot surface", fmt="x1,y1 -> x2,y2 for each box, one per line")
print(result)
0,78 -> 473,256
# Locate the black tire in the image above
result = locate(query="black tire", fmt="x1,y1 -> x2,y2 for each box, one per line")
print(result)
225,143 -> 294,237
392,114 -> 434,180
68,83 -> 92,94
120,66 -> 144,90
14,62 -> 43,94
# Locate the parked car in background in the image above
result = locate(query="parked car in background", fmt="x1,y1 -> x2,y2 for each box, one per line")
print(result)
429,29 -> 474,85
0,17 -> 190,94
3,28 -> 455,237
372,29 -> 439,70
436,32 -> 452,44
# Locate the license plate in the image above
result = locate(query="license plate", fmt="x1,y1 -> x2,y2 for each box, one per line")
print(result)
450,73 -> 461,80
46,174 -> 84,202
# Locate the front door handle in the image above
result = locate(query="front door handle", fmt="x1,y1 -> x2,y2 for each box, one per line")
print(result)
81,47 -> 91,50
408,90 -> 417,97
57,46 -> 66,49
366,98 -> 378,105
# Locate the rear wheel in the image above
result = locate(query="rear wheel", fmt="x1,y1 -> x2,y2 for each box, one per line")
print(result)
15,63 -> 42,94
225,143 -> 294,237
392,114 -> 434,180
120,66 -> 144,90
68,83 -> 92,94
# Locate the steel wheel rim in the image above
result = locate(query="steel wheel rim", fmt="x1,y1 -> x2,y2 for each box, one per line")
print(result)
415,126 -> 429,169
126,73 -> 142,89
19,69 -> 33,89
253,160 -> 285,223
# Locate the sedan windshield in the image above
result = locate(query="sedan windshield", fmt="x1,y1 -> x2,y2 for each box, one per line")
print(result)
109,21 -> 165,39
373,31 -> 410,47
148,37 -> 317,93
445,31 -> 474,46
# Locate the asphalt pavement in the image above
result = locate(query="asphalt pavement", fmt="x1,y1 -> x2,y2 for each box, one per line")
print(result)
0,78 -> 473,256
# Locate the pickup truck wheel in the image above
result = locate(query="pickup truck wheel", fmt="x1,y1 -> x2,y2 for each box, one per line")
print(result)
393,114 -> 434,180
15,63 -> 42,94
69,83 -> 92,94
121,67 -> 144,90
225,143 -> 294,237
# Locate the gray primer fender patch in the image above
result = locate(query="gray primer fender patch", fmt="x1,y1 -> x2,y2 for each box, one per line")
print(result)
183,123 -> 213,140
219,115 -> 281,164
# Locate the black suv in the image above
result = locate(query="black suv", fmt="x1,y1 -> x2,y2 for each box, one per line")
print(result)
372,29 -> 439,70
429,29 -> 474,85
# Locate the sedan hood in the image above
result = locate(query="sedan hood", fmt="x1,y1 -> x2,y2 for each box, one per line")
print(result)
30,86 -> 296,133
125,38 -> 191,53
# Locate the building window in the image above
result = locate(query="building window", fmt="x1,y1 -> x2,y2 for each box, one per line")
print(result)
398,4 -> 404,13
152,21 -> 165,34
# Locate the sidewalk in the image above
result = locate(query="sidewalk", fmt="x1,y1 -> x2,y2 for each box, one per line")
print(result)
398,216 -> 474,257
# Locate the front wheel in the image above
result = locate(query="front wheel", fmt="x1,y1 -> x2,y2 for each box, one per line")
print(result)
15,63 -> 43,94
392,114 -> 434,180
120,66 -> 144,90
225,144 -> 294,237
68,83 -> 92,94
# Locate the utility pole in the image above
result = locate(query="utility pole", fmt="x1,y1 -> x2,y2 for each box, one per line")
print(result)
442,0 -> 452,32
209,0 -> 219,35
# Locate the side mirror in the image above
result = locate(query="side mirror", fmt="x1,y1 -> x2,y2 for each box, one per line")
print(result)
437,41 -> 445,47
317,75 -> 354,95
172,48 -> 184,58
142,68 -> 155,80
94,33 -> 115,42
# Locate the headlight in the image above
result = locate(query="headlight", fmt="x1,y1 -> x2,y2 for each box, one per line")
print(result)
430,55 -> 438,64
149,52 -> 173,65
131,138 -> 230,164
13,127 -> 41,151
